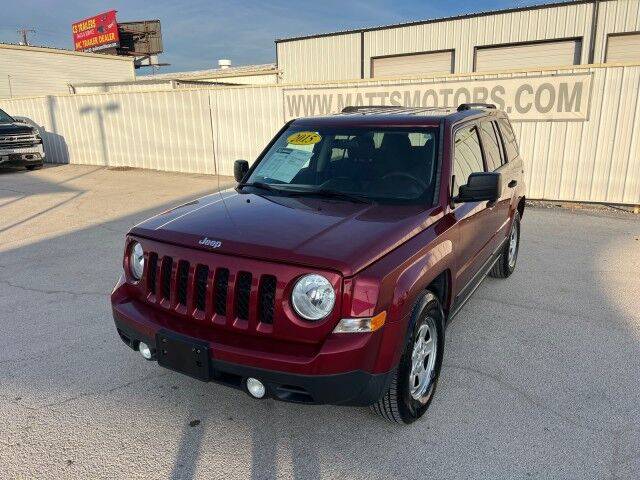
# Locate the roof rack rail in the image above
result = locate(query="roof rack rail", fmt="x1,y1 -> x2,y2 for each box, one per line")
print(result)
457,103 -> 497,111
340,105 -> 450,115
342,105 -> 407,113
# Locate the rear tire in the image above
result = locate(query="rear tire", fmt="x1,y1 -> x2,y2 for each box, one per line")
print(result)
490,211 -> 520,279
371,291 -> 445,424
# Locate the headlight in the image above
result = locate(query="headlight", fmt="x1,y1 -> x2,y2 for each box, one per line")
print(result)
129,241 -> 144,281
291,274 -> 335,320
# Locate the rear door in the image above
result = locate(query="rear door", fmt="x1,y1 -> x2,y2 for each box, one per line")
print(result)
496,116 -> 525,219
478,119 -> 511,248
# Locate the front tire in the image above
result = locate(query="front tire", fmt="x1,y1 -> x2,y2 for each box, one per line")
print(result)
489,211 -> 520,279
26,163 -> 43,171
371,291 -> 445,424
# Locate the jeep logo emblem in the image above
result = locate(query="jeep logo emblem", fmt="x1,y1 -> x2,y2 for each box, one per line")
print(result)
198,237 -> 222,249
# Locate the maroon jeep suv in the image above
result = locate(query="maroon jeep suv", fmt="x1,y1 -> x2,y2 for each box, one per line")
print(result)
111,103 -> 525,424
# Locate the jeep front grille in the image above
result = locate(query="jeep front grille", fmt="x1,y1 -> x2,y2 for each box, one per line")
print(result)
214,268 -> 229,315
147,253 -> 158,294
194,265 -> 209,311
258,275 -> 277,324
177,261 -> 190,306
160,257 -> 173,301
144,254 -> 277,327
235,272 -> 252,320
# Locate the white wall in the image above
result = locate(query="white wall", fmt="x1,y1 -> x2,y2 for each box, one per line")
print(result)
0,44 -> 135,99
1,64 -> 639,205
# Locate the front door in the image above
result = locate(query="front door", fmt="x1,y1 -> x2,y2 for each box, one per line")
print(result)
451,124 -> 495,300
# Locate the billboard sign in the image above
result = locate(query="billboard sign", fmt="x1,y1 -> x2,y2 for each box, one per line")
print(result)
72,10 -> 120,52
283,72 -> 592,122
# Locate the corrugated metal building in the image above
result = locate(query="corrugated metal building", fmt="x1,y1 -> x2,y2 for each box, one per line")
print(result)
275,0 -> 640,83
0,43 -> 135,99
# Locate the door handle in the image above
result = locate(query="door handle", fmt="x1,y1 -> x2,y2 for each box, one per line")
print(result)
508,180 -> 517,188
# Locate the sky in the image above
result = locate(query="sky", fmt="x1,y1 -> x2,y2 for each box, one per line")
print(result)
1,0 -> 569,73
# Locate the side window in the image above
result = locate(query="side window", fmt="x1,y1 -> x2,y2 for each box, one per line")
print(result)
453,126 -> 484,196
480,121 -> 503,172
497,118 -> 519,162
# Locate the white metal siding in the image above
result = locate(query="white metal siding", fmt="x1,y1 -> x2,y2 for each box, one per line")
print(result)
371,51 -> 453,78
475,39 -> 582,72
362,1 -> 593,77
211,87 -> 283,176
0,90 -> 216,174
606,33 -> 640,62
0,45 -> 134,99
594,0 -> 640,63
1,64 -> 639,205
277,34 -> 361,83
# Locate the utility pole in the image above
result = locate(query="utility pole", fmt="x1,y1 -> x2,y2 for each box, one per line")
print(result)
17,28 -> 36,46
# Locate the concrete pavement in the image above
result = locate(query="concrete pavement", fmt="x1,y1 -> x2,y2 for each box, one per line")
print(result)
1,164 -> 638,479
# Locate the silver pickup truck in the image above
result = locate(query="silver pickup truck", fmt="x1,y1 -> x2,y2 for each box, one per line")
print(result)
0,108 -> 45,170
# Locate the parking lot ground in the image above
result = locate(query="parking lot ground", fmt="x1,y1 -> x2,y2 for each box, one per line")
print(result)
1,164 -> 639,479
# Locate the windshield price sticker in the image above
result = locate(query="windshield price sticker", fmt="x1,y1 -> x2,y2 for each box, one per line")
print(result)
254,147 -> 312,183
287,131 -> 321,145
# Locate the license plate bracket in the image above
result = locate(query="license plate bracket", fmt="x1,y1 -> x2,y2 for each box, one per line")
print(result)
156,331 -> 211,381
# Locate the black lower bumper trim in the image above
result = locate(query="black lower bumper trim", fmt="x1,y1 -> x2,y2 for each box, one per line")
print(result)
114,315 -> 391,406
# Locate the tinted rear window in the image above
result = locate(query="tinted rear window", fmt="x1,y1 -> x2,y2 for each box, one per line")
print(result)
480,121 -> 503,172
497,118 -> 519,162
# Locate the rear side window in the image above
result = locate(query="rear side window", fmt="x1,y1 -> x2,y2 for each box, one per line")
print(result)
497,118 -> 519,162
453,126 -> 484,196
480,121 -> 503,172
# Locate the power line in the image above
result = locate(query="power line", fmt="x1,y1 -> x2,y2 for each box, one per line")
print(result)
17,27 -> 35,45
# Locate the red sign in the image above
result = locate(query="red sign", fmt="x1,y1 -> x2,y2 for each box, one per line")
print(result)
72,10 -> 120,52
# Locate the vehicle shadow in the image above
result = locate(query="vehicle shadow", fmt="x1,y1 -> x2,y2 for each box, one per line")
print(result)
0,167 -> 638,479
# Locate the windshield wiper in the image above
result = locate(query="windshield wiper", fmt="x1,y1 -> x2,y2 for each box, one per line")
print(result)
236,182 -> 283,193
288,188 -> 373,204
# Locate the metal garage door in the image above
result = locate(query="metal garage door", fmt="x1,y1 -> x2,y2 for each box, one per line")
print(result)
606,33 -> 640,62
371,50 -> 454,78
475,39 -> 582,72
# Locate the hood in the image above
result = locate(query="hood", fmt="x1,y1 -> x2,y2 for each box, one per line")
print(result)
131,190 -> 443,276
0,122 -> 36,135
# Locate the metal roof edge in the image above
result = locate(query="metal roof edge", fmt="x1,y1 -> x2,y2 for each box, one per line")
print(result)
0,42 -> 135,62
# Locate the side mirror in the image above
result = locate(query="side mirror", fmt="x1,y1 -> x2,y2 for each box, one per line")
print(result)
234,160 -> 249,183
455,172 -> 501,203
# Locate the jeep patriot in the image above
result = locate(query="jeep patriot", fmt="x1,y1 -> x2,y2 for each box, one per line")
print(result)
111,103 -> 526,424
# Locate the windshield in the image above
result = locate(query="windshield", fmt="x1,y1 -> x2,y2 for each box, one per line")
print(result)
246,126 -> 439,204
0,109 -> 15,123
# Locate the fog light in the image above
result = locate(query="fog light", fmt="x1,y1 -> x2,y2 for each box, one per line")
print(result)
138,342 -> 152,360
246,377 -> 266,398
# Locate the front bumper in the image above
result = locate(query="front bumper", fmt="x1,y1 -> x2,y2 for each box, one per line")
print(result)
114,314 -> 393,406
112,281 -> 401,406
0,144 -> 45,167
